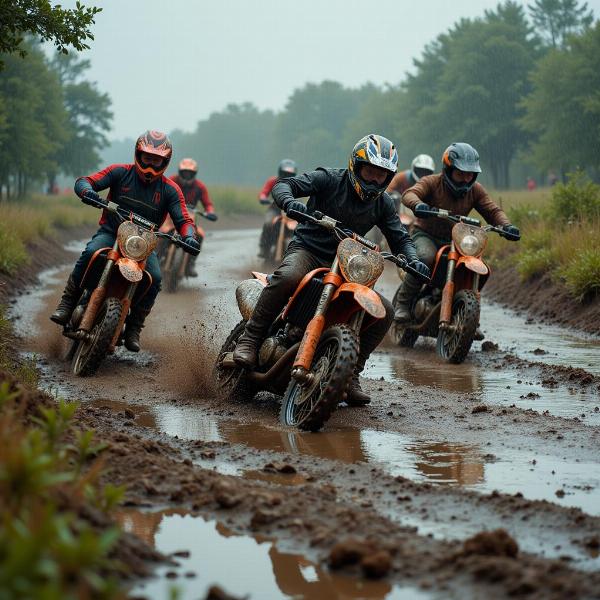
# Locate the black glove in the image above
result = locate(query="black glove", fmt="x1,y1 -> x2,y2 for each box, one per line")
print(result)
284,200 -> 307,217
413,203 -> 436,218
259,198 -> 271,205
183,236 -> 201,256
409,259 -> 431,279
81,189 -> 103,207
205,212 -> 218,222
500,224 -> 520,240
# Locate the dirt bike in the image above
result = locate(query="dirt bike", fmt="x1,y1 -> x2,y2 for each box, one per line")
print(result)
391,207 -> 520,363
159,208 -> 216,293
214,209 -> 429,432
272,210 -> 297,263
62,199 -> 198,376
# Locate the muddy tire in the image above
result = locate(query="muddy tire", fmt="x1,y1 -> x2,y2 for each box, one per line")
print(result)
71,297 -> 123,377
436,290 -> 480,364
164,247 -> 184,293
214,319 -> 255,402
280,324 -> 358,432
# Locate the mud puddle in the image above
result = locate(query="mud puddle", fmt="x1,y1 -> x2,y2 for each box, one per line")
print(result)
365,349 -> 600,426
122,509 -> 431,600
93,398 -> 600,517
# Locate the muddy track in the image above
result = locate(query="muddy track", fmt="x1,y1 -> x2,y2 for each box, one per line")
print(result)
9,224 -> 600,599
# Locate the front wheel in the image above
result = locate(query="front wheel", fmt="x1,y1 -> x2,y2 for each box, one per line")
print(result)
164,247 -> 184,293
71,297 -> 123,376
280,324 -> 358,432
436,289 -> 480,364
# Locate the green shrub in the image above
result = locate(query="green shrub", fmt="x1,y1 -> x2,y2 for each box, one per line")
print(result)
516,247 -> 559,280
210,185 -> 262,215
0,226 -> 28,275
551,171 -> 600,222
559,248 -> 600,301
507,203 -> 543,228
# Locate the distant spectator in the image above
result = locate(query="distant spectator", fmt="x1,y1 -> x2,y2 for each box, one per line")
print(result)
527,177 -> 537,192
548,171 -> 558,187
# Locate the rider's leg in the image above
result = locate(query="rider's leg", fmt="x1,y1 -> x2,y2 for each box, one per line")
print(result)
50,229 -> 115,325
233,243 -> 325,368
346,293 -> 394,406
394,229 -> 439,322
185,233 -> 203,277
124,251 -> 161,352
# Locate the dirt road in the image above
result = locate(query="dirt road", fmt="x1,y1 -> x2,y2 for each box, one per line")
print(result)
10,225 -> 600,599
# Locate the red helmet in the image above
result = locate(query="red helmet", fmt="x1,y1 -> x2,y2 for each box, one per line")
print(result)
134,130 -> 173,183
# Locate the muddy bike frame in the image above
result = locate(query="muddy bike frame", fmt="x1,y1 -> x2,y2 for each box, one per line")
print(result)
273,210 -> 297,263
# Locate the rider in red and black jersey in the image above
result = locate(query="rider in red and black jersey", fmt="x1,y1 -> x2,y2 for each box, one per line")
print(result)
168,158 -> 218,276
258,159 -> 297,258
50,130 -> 199,352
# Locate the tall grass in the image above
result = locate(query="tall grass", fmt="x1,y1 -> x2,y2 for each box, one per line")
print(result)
209,185 -> 262,216
486,174 -> 600,303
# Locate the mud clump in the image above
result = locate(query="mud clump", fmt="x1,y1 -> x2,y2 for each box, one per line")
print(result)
481,341 -> 499,352
263,461 -> 297,474
471,404 -> 489,414
328,538 -> 392,579
213,480 -> 242,509
204,585 -> 246,600
461,529 -> 519,558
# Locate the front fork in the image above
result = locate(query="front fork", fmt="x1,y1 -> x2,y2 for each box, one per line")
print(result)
438,242 -> 457,330
291,258 -> 341,383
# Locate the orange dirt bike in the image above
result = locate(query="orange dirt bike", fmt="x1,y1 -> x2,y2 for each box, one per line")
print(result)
215,209 -> 429,432
391,207 -> 520,363
158,208 -> 216,292
272,210 -> 298,263
62,199 -> 198,376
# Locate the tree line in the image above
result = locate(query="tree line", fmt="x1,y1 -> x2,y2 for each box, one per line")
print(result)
157,0 -> 596,188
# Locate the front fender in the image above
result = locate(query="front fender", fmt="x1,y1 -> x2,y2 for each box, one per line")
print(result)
457,256 -> 489,275
117,257 -> 143,282
331,283 -> 386,319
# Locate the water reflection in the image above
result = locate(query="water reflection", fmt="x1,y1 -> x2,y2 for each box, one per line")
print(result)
122,510 -> 430,600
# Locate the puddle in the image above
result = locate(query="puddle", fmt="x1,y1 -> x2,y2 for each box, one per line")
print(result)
365,350 -> 600,426
99,399 -> 600,517
123,509 -> 430,600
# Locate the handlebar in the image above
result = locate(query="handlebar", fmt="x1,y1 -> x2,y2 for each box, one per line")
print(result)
287,208 -> 430,282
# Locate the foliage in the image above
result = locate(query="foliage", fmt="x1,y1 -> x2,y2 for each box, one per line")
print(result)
529,0 -> 593,48
0,380 -> 124,599
550,170 -> 600,221
0,0 -> 101,69
209,185 -> 262,216
559,247 -> 600,300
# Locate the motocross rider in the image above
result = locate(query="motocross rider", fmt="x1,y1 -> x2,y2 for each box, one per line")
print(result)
393,142 -> 519,322
258,159 -> 297,258
387,154 -> 436,207
233,134 -> 430,406
169,158 -> 218,276
50,130 -> 200,352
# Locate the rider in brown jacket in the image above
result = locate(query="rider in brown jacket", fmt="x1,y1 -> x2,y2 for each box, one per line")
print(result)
394,142 -> 519,322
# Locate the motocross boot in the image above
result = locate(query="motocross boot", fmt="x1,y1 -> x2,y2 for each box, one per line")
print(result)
393,273 -> 421,322
50,274 -> 80,326
124,307 -> 151,353
346,354 -> 371,406
232,309 -> 272,369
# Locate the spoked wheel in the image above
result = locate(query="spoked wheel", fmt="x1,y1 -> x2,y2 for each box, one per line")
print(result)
214,319 -> 255,402
436,290 -> 480,364
390,287 -> 419,347
280,324 -> 358,432
71,297 -> 123,376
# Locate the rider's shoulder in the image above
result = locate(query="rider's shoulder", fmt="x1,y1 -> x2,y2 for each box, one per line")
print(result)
104,163 -> 132,176
162,175 -> 183,195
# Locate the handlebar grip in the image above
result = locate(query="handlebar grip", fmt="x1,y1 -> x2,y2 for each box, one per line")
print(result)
462,216 -> 481,226
287,208 -> 311,223
414,207 -> 438,218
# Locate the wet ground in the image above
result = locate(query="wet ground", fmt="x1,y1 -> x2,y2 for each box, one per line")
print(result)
10,226 -> 600,598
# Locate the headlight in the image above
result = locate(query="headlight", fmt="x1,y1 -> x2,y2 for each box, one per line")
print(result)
337,238 -> 384,285
452,222 -> 487,257
123,235 -> 149,260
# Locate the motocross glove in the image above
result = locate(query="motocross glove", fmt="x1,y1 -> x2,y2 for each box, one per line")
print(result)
409,259 -> 431,279
81,189 -> 104,207
283,200 -> 307,217
414,203 -> 437,218
259,198 -> 271,205
205,212 -> 218,222
500,224 -> 520,240
183,236 -> 201,256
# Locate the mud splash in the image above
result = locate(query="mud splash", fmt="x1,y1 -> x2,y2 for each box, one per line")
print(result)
122,509 -> 432,600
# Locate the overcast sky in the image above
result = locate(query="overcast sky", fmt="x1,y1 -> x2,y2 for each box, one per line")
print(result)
66,0 -> 600,139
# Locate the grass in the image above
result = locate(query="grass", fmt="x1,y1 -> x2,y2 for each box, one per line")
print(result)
485,174 -> 600,303
209,185 -> 262,216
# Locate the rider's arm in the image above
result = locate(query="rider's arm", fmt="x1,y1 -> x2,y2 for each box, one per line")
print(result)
74,164 -> 128,198
259,176 -> 278,201
271,169 -> 330,209
386,171 -> 407,195
164,179 -> 195,238
196,180 -> 215,213
378,195 -> 419,262
473,184 -> 511,227
400,177 -> 433,212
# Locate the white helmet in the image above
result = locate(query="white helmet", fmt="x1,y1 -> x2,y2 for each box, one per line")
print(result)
411,154 -> 436,181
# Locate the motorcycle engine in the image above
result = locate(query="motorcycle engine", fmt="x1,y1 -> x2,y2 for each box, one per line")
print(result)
258,336 -> 287,367
414,296 -> 436,322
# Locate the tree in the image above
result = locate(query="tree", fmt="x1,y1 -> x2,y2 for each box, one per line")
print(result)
529,0 -> 593,48
0,0 -> 101,68
50,53 -> 112,184
521,22 -> 600,174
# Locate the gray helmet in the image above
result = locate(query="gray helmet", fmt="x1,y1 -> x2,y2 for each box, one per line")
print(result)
278,159 -> 297,179
442,142 -> 481,197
